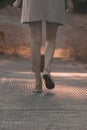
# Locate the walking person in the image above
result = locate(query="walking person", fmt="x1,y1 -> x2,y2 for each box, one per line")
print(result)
21,0 -> 65,93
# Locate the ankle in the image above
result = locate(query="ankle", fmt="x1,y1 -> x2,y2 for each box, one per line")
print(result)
36,79 -> 42,86
43,69 -> 50,75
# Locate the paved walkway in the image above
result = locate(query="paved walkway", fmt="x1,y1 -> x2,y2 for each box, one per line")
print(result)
0,58 -> 87,130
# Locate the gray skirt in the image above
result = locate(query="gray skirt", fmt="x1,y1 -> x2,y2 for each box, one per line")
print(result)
21,0 -> 65,24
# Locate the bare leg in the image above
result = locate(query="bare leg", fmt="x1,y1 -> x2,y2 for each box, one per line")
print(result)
43,22 -> 58,89
29,22 -> 42,92
44,22 -> 58,73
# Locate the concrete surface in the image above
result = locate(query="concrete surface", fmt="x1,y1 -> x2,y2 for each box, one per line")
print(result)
0,58 -> 87,130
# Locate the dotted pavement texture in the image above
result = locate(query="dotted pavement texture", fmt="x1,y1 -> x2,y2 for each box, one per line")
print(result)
0,58 -> 87,130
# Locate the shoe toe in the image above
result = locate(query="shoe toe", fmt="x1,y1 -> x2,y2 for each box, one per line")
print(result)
43,74 -> 55,89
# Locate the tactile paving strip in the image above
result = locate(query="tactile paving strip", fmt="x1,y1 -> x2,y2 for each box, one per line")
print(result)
0,71 -> 87,130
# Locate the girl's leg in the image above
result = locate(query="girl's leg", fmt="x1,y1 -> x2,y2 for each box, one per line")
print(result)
44,21 -> 58,73
43,22 -> 58,89
29,22 -> 42,92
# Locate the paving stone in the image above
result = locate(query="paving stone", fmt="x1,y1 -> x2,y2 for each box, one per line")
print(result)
0,59 -> 87,130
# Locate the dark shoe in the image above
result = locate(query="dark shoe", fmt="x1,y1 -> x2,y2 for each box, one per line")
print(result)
43,73 -> 55,89
32,54 -> 45,72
